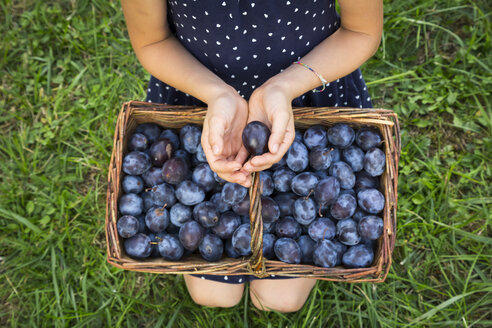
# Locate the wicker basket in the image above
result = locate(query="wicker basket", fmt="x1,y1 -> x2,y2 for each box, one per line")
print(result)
106,101 -> 400,282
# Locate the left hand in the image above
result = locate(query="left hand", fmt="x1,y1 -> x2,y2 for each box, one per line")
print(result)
242,80 -> 295,175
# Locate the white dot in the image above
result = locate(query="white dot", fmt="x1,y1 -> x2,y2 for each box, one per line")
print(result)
305,10 -> 309,14
204,10 -> 209,15
183,3 -> 187,6
329,3 -> 332,8
329,24 -> 332,29
336,79 -> 340,82
299,35 -> 303,39
253,54 -> 258,58
313,13 -> 317,18
364,87 -> 367,91
286,0 -> 291,4
282,49 -> 286,52
174,98 -> 178,102
295,26 -> 299,31
233,46 -> 238,50
222,1 -> 226,6
327,82 -> 330,86
201,276 -> 205,279
268,32 -> 273,36
231,74 -> 235,78
294,8 -> 298,12
165,86 -> 170,90
266,46 -> 271,50
306,41 -> 310,46
313,27 -> 317,31
224,64 -> 229,68
264,14 -> 269,18
243,82 -> 247,85
251,85 -> 255,89
239,278 -> 242,282
287,21 -> 291,25
360,105 -> 363,108
206,29 -> 209,33
229,13 -> 233,19
340,85 -> 343,89
216,41 -> 221,45
290,51 -> 295,55
216,53 -> 220,57
328,93 -> 332,97
235,25 -> 239,30
251,2 -> 255,7
355,95 -> 360,99
360,74 -> 363,79
204,53 -> 208,56
281,36 -> 286,40
335,103 -> 338,107
252,24 -> 257,28
277,19 -> 281,23
159,93 -> 162,97
183,14 -> 188,18
254,75 -> 259,78
147,100 -> 152,103
193,36 -> 197,41
367,97 -> 371,101
322,26 -> 325,30
216,23 -> 221,28
192,15 -> 196,19
271,274 -> 275,277
344,101 -> 348,105
243,66 -> 248,70
321,10 -> 325,14
267,63 -> 271,67
243,29 -> 247,34
147,88 -> 151,92
340,93 -> 344,97
252,38 -> 257,42
203,40 -> 207,44
236,56 -> 241,60
242,11 -> 247,15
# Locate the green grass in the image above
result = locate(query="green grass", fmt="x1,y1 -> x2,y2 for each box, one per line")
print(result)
1,0 -> 490,326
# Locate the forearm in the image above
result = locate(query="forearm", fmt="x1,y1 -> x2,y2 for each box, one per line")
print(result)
136,37 -> 234,104
275,28 -> 382,99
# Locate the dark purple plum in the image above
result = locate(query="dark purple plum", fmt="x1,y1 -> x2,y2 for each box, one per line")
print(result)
140,191 -> 155,212
232,224 -> 252,256
193,201 -> 219,228
314,177 -> 340,208
136,123 -> 161,144
122,151 -> 151,175
356,127 -> 382,151
286,140 -> 309,172
358,215 -> 384,240
232,195 -> 250,216
176,180 -> 205,206
327,124 -> 355,148
274,238 -> 301,264
179,124 -> 202,154
149,138 -> 174,167
119,193 -> 143,216
309,146 -> 333,171
169,203 -> 192,227
178,220 -> 205,251
342,244 -> 374,268
150,183 -> 176,208
272,167 -> 296,192
273,192 -> 296,217
292,197 -> 317,225
259,171 -> 274,196
162,157 -> 190,185
221,182 -> 248,205
159,129 -> 180,149
342,145 -> 364,172
128,133 -> 148,151
303,125 -> 328,149
336,218 -> 360,246
124,233 -> 152,259
308,217 -> 336,242
192,163 -> 216,192
261,196 -> 280,223
330,194 -> 357,220
357,189 -> 385,214
199,234 -> 224,262
122,175 -> 144,194
145,206 -> 170,233
313,239 -> 338,268
329,161 -> 355,190
242,121 -> 271,156
142,167 -> 165,187
173,149 -> 191,167
291,172 -> 319,197
117,215 -> 140,238
262,233 -> 277,260
225,238 -> 240,258
210,192 -> 231,213
275,216 -> 301,239
212,211 -> 241,239
364,148 -> 386,177
354,170 -> 380,192
158,234 -> 184,261
298,235 -> 316,263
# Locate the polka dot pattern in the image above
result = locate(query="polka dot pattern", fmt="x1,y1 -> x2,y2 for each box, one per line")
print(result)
146,0 -> 372,109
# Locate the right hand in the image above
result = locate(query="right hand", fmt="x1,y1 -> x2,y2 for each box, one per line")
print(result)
201,88 -> 250,186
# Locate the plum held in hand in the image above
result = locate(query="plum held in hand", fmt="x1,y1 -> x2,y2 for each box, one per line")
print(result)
158,234 -> 184,261
313,239 -> 338,268
199,234 -> 224,262
179,220 -> 205,251
274,238 -> 301,264
357,188 -> 385,214
122,151 -> 151,176
117,215 -> 140,238
342,244 -> 374,268
119,193 -> 144,216
124,233 -> 152,259
242,121 -> 271,156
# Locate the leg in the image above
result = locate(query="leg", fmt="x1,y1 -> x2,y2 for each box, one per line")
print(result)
184,275 -> 245,308
250,278 -> 317,313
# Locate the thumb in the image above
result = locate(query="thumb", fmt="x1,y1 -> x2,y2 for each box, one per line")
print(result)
208,116 -> 226,156
268,110 -> 290,154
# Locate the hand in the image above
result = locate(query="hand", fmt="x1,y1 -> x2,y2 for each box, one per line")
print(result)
201,88 -> 250,186
242,80 -> 295,174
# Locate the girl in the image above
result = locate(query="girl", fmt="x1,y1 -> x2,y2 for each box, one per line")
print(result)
121,0 -> 382,312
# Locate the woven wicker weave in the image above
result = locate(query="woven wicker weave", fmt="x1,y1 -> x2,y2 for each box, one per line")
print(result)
106,101 -> 400,282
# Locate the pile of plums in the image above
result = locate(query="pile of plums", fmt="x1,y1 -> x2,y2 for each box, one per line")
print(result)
117,120 -> 386,269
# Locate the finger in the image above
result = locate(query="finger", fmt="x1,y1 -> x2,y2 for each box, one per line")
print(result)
268,108 -> 291,154
211,158 -> 243,173
217,170 -> 250,186
208,115 -> 226,156
234,146 -> 249,165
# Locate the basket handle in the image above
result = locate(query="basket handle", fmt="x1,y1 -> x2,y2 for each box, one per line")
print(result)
247,172 -> 268,277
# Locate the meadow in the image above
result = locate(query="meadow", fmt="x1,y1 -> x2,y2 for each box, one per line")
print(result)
0,0 -> 490,326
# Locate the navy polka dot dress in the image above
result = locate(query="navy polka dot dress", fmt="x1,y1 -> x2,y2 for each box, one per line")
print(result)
146,0 -> 372,284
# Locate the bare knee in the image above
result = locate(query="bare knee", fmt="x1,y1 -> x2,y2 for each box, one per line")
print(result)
250,279 -> 315,312
184,275 -> 244,308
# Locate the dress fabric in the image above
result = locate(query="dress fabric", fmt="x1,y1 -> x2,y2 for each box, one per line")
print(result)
145,0 -> 373,284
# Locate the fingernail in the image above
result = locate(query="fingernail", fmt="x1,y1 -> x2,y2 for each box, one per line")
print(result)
271,144 -> 279,153
213,145 -> 220,155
